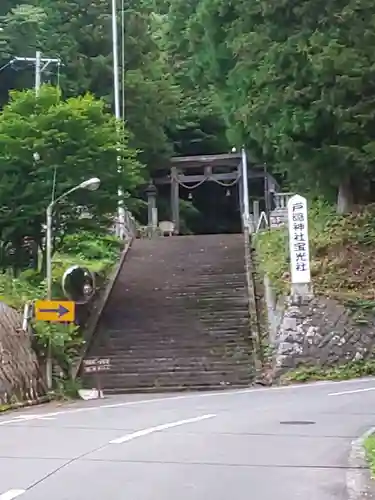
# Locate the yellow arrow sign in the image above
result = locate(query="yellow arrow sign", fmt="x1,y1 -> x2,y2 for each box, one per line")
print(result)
35,300 -> 75,323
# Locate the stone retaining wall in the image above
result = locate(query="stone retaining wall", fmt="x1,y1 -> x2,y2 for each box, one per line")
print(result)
0,301 -> 45,403
264,277 -> 375,374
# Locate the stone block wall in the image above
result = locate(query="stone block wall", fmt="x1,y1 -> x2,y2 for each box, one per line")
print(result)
264,277 -> 375,374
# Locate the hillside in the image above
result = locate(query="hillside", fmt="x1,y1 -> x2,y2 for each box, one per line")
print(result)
257,203 -> 375,308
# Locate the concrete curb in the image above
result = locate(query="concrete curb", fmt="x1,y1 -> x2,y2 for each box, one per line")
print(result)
72,238 -> 134,379
347,427 -> 375,500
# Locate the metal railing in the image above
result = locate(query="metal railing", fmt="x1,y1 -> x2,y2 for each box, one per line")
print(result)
111,207 -> 137,240
274,192 -> 293,210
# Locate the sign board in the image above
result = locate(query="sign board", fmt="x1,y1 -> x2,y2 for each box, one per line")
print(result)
35,300 -> 75,322
82,357 -> 111,374
287,194 -> 311,284
270,210 -> 288,228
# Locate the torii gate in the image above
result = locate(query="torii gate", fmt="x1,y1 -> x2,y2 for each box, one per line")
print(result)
153,152 -> 279,233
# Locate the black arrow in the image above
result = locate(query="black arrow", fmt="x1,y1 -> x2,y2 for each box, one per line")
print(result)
39,304 -> 69,317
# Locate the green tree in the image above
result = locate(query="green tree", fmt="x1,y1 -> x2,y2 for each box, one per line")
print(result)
0,0 -> 179,169
163,0 -> 228,156
182,0 -> 375,211
0,85 -> 142,273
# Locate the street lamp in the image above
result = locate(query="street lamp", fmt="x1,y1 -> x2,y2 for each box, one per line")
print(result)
46,177 -> 101,300
45,177 -> 100,390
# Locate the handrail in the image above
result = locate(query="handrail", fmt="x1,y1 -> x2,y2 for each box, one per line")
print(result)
119,207 -> 137,239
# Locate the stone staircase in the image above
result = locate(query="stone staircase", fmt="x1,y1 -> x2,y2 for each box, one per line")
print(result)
82,234 -> 254,392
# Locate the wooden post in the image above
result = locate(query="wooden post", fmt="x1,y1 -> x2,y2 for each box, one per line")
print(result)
171,167 -> 180,233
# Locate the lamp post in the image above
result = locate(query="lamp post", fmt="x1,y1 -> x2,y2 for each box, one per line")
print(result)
45,177 -> 100,389
110,0 -> 126,239
46,177 -> 100,300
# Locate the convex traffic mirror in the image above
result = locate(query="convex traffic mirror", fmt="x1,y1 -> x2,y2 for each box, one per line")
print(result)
62,265 -> 96,304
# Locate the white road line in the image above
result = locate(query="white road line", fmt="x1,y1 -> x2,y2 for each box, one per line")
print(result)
0,420 -> 19,426
0,377 -> 375,426
109,414 -> 216,444
0,490 -> 25,500
13,414 -> 57,421
329,386 -> 375,396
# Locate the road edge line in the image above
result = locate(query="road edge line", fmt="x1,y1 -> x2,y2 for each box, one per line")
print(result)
347,426 -> 375,500
0,490 -> 26,500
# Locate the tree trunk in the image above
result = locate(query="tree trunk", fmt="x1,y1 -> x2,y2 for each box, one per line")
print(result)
337,177 -> 354,214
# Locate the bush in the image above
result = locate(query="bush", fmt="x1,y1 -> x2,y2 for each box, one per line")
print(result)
255,201 -> 375,302
60,231 -> 122,261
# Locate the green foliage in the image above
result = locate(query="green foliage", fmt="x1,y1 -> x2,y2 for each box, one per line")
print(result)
0,0 -> 180,169
256,202 -> 375,303
0,85 -> 141,273
53,377 -> 82,400
0,0 -> 234,233
59,231 -> 123,261
35,321 -> 83,373
0,231 -> 122,385
164,0 -> 229,156
0,270 -> 45,310
178,0 -> 375,202
282,359 -> 375,384
365,435 -> 375,478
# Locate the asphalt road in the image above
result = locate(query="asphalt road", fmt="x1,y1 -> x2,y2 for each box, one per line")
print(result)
1,378 -> 375,499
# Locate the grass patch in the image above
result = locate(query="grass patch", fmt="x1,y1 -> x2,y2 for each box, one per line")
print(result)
0,231 -> 122,309
256,201 -> 375,310
365,435 -> 375,478
280,360 -> 375,384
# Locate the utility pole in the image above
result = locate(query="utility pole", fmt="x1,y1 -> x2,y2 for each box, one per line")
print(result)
12,51 -> 61,93
35,50 -> 41,94
111,0 -> 126,240
11,50 -> 61,390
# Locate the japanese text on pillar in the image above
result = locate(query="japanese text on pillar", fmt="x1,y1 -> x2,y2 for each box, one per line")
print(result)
287,195 -> 311,284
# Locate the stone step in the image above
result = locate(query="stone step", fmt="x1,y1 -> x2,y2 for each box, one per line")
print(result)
92,340 -> 250,359
99,317 -> 249,328
83,360 -> 252,375
92,334 -> 251,344
83,234 -> 254,391
88,353 -> 251,364
94,331 -> 250,341
93,338 -> 251,351
88,346 -> 252,359
84,370 -> 254,389
103,305 -> 248,313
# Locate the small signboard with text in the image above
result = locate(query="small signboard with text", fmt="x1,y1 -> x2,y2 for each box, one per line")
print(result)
270,210 -> 288,228
82,357 -> 111,374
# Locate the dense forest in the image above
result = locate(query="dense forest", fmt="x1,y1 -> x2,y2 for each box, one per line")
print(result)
0,0 -> 375,242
